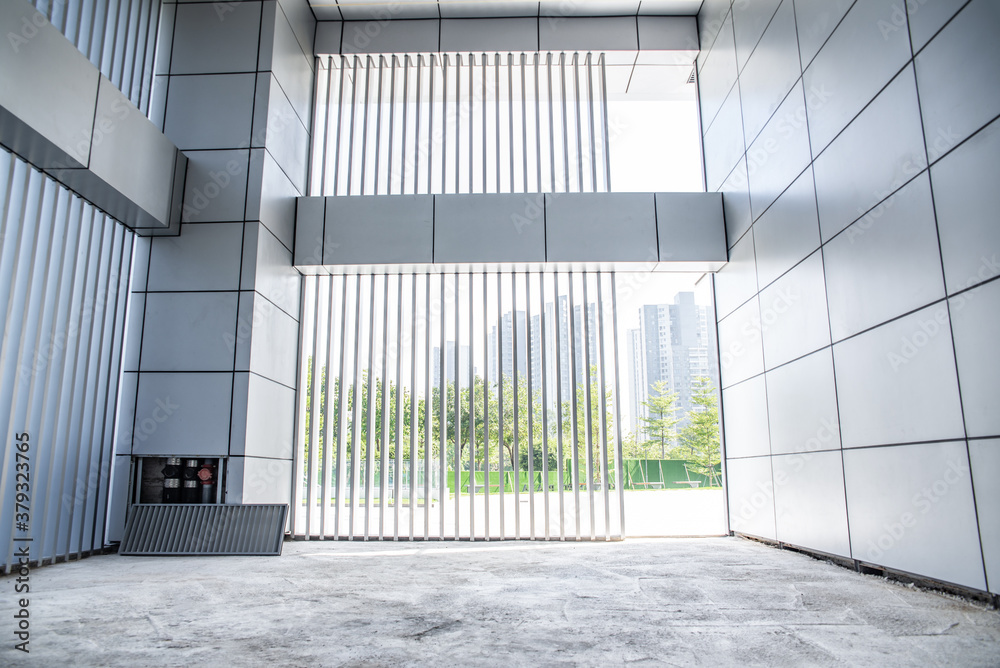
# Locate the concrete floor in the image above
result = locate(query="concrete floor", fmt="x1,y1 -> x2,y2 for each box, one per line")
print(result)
2,537 -> 998,667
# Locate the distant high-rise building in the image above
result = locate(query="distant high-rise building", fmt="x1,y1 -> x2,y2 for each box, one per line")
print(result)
627,328 -> 645,436
433,342 -> 472,388
488,296 -> 598,405
630,292 -> 716,444
489,310 -> 527,381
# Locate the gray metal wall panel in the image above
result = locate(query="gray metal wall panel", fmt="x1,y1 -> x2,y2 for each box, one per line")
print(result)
545,193 -> 657,263
325,195 -> 434,264
434,194 -> 546,264
2,1 -> 185,234
296,192 -> 726,270
655,192 -> 726,263
0,0 -> 99,167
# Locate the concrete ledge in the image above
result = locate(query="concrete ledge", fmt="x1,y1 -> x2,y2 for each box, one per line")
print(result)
0,0 -> 186,235
293,192 -> 727,273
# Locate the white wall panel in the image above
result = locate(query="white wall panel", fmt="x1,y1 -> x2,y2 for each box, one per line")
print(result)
703,87 -> 746,193
844,442 -> 986,591
164,74 -> 257,151
727,456 -> 777,540
545,193 -> 657,263
969,440 -> 1000,594
823,174 -> 945,341
717,296 -> 764,389
326,195 -> 435,264
722,375 -> 770,459
435,194 -> 545,264
737,0 -> 798,145
930,118 -> 1000,296
833,304 -> 964,448
731,0 -> 781,73
792,0 -> 854,68
802,0 -> 913,154
752,168 -> 819,289
242,375 -> 297,460
914,0 -> 1000,160
813,66 -> 926,242
713,229 -> 757,319
746,81 -> 811,221
719,157 -> 752,247
698,11 -> 738,132
950,278 -> 1000,438
244,294 -> 301,388
759,251 -> 829,370
765,349 -> 839,456
773,450 -> 850,558
906,0 -> 967,51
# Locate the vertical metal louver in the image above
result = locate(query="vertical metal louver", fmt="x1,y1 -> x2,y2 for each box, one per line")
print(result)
310,52 -> 612,196
292,271 -> 627,542
119,504 -> 288,556
0,148 -> 134,572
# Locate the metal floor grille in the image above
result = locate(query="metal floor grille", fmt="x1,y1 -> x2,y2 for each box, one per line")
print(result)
119,504 -> 287,556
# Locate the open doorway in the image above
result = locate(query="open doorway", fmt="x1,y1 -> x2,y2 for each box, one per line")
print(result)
292,270 -> 725,540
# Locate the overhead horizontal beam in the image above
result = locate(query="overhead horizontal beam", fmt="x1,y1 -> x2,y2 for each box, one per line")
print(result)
309,0 -> 704,22
293,192 -> 727,274
0,0 -> 185,235
316,16 -> 699,65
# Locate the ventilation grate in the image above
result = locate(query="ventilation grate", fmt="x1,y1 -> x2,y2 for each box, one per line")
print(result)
686,68 -> 696,84
119,504 -> 287,556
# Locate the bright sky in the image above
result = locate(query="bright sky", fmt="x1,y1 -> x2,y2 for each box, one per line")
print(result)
608,100 -> 704,193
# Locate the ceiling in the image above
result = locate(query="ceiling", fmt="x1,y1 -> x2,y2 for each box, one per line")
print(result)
309,0 -> 704,21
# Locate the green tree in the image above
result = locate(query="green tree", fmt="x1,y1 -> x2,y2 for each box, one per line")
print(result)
678,376 -> 721,486
639,379 -> 679,459
559,366 -> 615,486
621,430 -> 652,460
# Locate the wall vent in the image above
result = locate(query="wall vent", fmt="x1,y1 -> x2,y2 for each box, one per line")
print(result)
119,504 -> 287,556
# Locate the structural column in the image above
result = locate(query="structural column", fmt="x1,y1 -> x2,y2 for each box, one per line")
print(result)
111,0 -> 316,538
